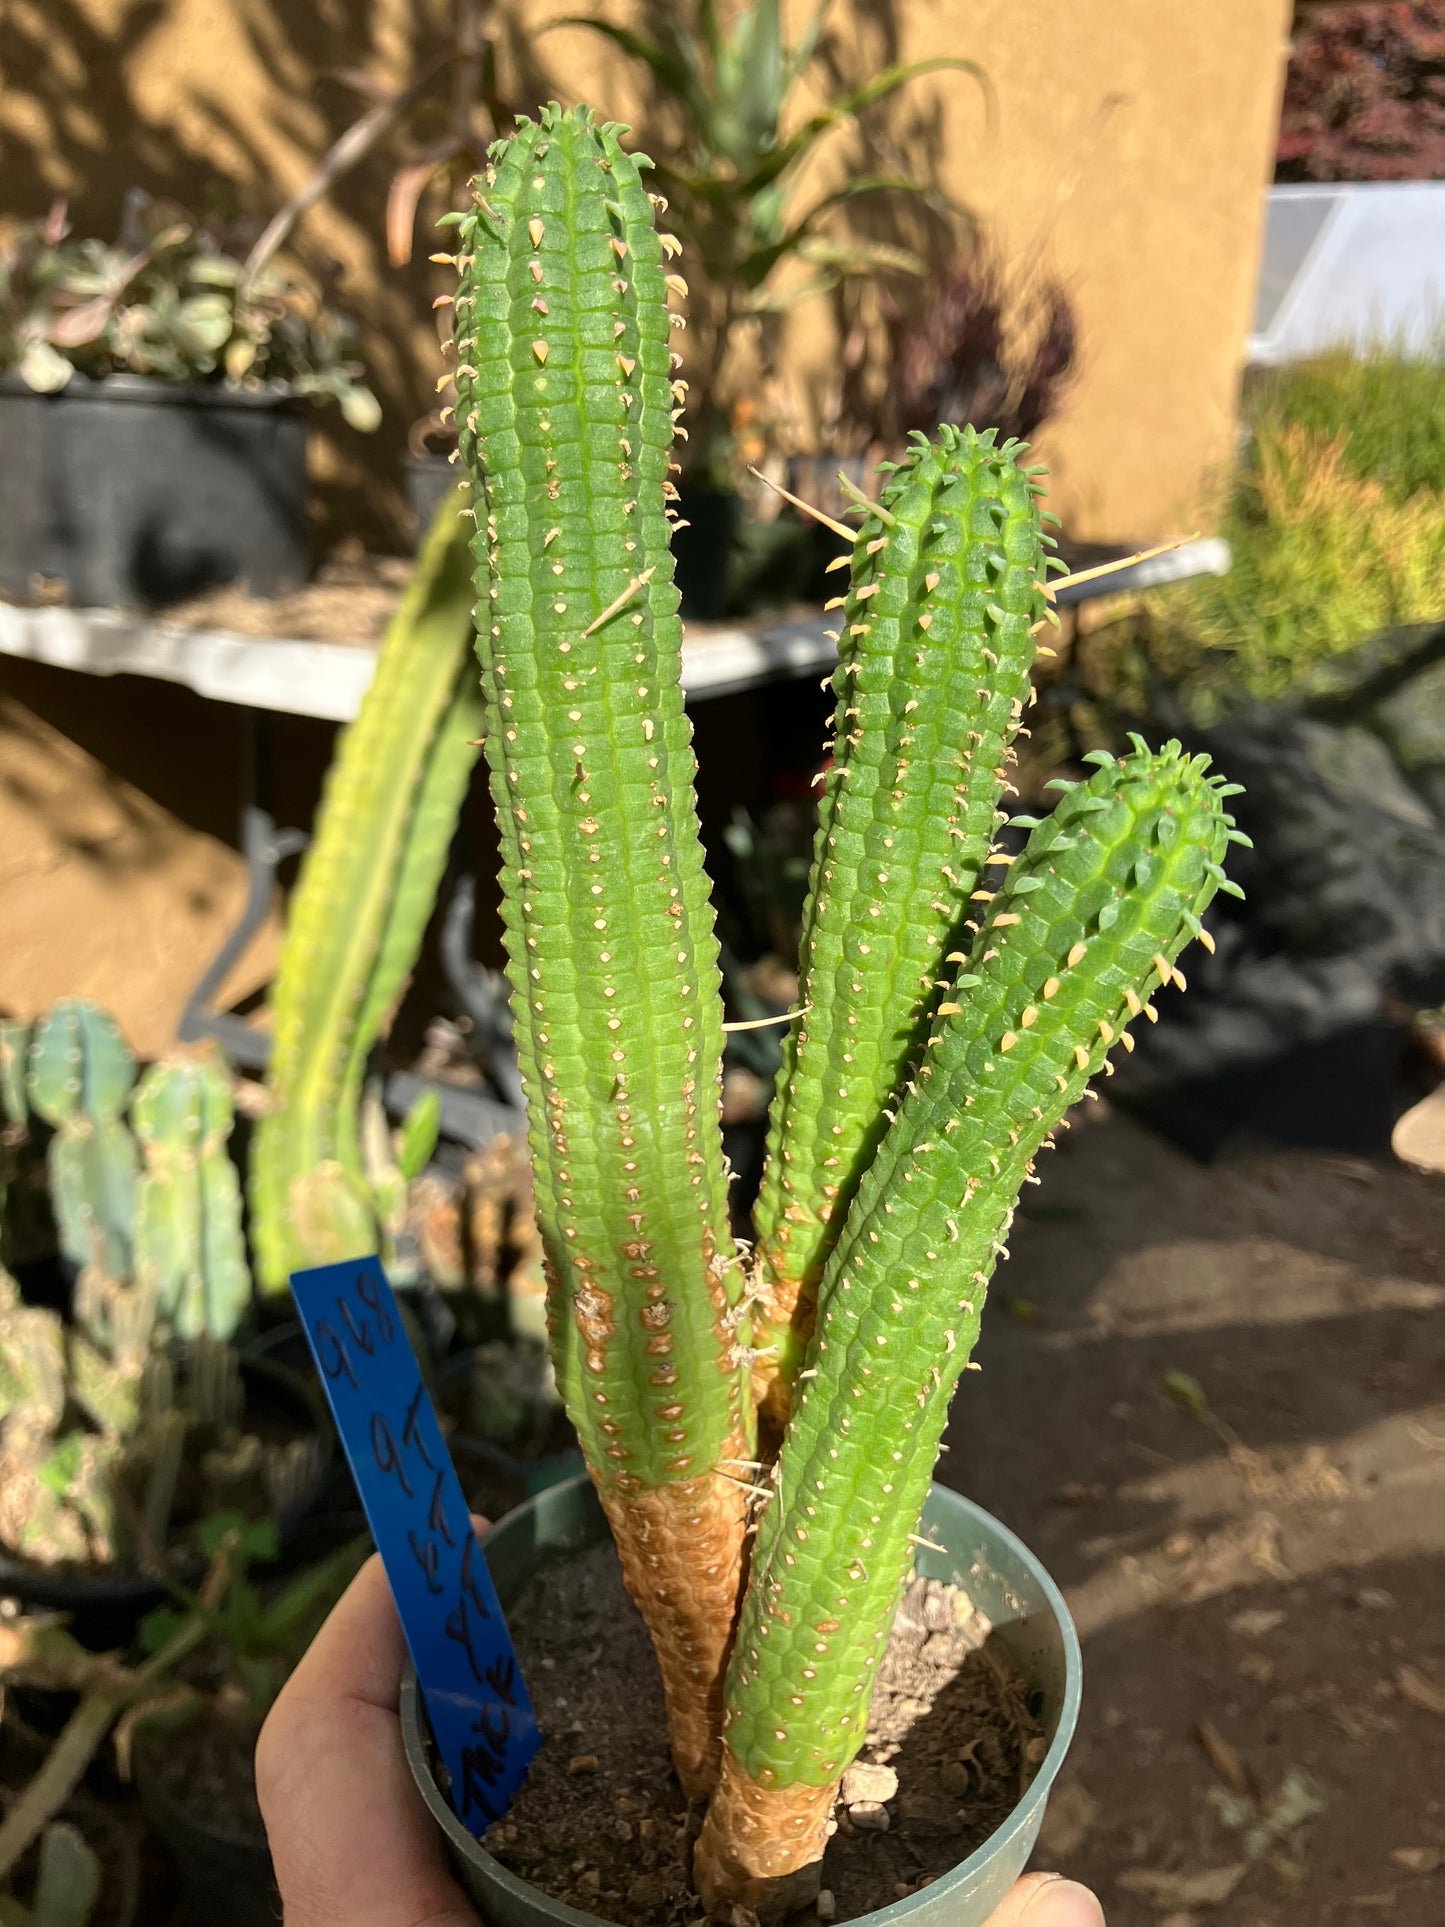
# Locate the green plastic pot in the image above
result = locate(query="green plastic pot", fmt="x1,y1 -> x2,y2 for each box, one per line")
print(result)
401,1473 -> 1081,1927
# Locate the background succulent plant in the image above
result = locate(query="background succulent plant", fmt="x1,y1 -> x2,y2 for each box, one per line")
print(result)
0,1262 -> 312,1572
25,999 -> 140,1281
0,192 -> 379,429
249,496 -> 478,1293
548,1 -> 980,483
0,1007 -> 310,1572
132,1049 -> 253,1343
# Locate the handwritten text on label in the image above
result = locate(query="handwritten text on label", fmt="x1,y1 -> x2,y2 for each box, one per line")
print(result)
291,1256 -> 540,1831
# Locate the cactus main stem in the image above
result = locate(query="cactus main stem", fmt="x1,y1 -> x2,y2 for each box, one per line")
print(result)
452,107 -> 747,1795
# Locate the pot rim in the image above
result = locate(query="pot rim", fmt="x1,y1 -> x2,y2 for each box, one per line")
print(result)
0,370 -> 305,410
401,1471 -> 1083,1927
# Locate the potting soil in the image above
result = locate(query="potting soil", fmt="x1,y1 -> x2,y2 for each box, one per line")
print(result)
486,1539 -> 1041,1923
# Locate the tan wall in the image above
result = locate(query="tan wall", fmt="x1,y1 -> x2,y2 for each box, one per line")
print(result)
0,661 -> 336,1059
4,0 -> 1292,541
871,0 -> 1293,537
0,1 -> 1290,1048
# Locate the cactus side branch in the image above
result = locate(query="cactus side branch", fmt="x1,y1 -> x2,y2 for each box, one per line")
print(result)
696,745 -> 1238,1909
251,500 -> 483,1291
749,426 -> 1054,1427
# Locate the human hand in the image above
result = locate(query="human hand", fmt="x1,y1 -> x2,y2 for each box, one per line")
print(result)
257,1548 -> 1102,1927
256,1547 -> 478,1927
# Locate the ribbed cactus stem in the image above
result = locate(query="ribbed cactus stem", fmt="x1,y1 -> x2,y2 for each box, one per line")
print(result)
132,1048 -> 252,1341
26,1000 -> 139,1277
696,744 -> 1241,1910
253,498 -> 483,1291
749,428 -> 1053,1424
451,105 -> 747,1796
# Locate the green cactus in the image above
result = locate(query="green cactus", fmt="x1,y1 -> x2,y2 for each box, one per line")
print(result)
451,104 -> 1244,1912
748,425 -> 1058,1424
0,1017 -> 30,1130
26,1000 -> 139,1277
451,105 -> 749,1796
250,493 -> 485,1292
132,1048 -> 252,1341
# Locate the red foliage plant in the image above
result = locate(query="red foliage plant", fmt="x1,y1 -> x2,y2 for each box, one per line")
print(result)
881,249 -> 1078,450
1277,2 -> 1445,181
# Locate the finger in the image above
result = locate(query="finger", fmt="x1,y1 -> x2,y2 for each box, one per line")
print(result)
984,1872 -> 1106,1926
256,1553 -> 479,1927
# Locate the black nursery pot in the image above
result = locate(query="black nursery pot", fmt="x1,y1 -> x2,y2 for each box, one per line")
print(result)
0,1356 -> 331,1651
670,485 -> 742,621
406,450 -> 462,548
132,1727 -> 278,1927
0,373 -> 308,608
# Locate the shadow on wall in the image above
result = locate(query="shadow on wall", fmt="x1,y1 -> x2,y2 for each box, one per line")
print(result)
0,0 -> 544,548
0,0 -> 1018,543
0,661 -> 343,1052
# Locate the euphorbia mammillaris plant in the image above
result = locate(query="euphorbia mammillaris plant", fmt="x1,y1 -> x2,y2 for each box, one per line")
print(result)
449,105 -> 1243,1915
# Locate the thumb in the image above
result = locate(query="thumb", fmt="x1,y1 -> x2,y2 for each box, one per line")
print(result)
985,1873 -> 1106,1927
257,1553 -> 479,1927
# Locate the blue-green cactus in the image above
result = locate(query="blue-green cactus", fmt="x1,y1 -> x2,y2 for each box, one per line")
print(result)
132,1048 -> 252,1342
26,1000 -> 139,1277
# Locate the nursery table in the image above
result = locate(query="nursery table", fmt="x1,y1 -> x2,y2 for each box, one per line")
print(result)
0,535 -> 1230,1145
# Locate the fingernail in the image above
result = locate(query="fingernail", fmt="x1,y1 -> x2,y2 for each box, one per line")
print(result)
1021,1876 -> 1106,1925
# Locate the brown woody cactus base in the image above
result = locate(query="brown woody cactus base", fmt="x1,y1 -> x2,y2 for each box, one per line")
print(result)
597,1469 -> 750,1800
693,1748 -> 836,1916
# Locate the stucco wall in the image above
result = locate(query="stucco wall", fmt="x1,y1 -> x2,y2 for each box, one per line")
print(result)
3,0 -> 1292,541
0,660 -> 335,1059
0,1 -> 1291,1048
875,0 -> 1294,536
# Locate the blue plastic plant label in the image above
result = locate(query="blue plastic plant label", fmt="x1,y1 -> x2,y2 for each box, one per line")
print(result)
291,1255 -> 540,1832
